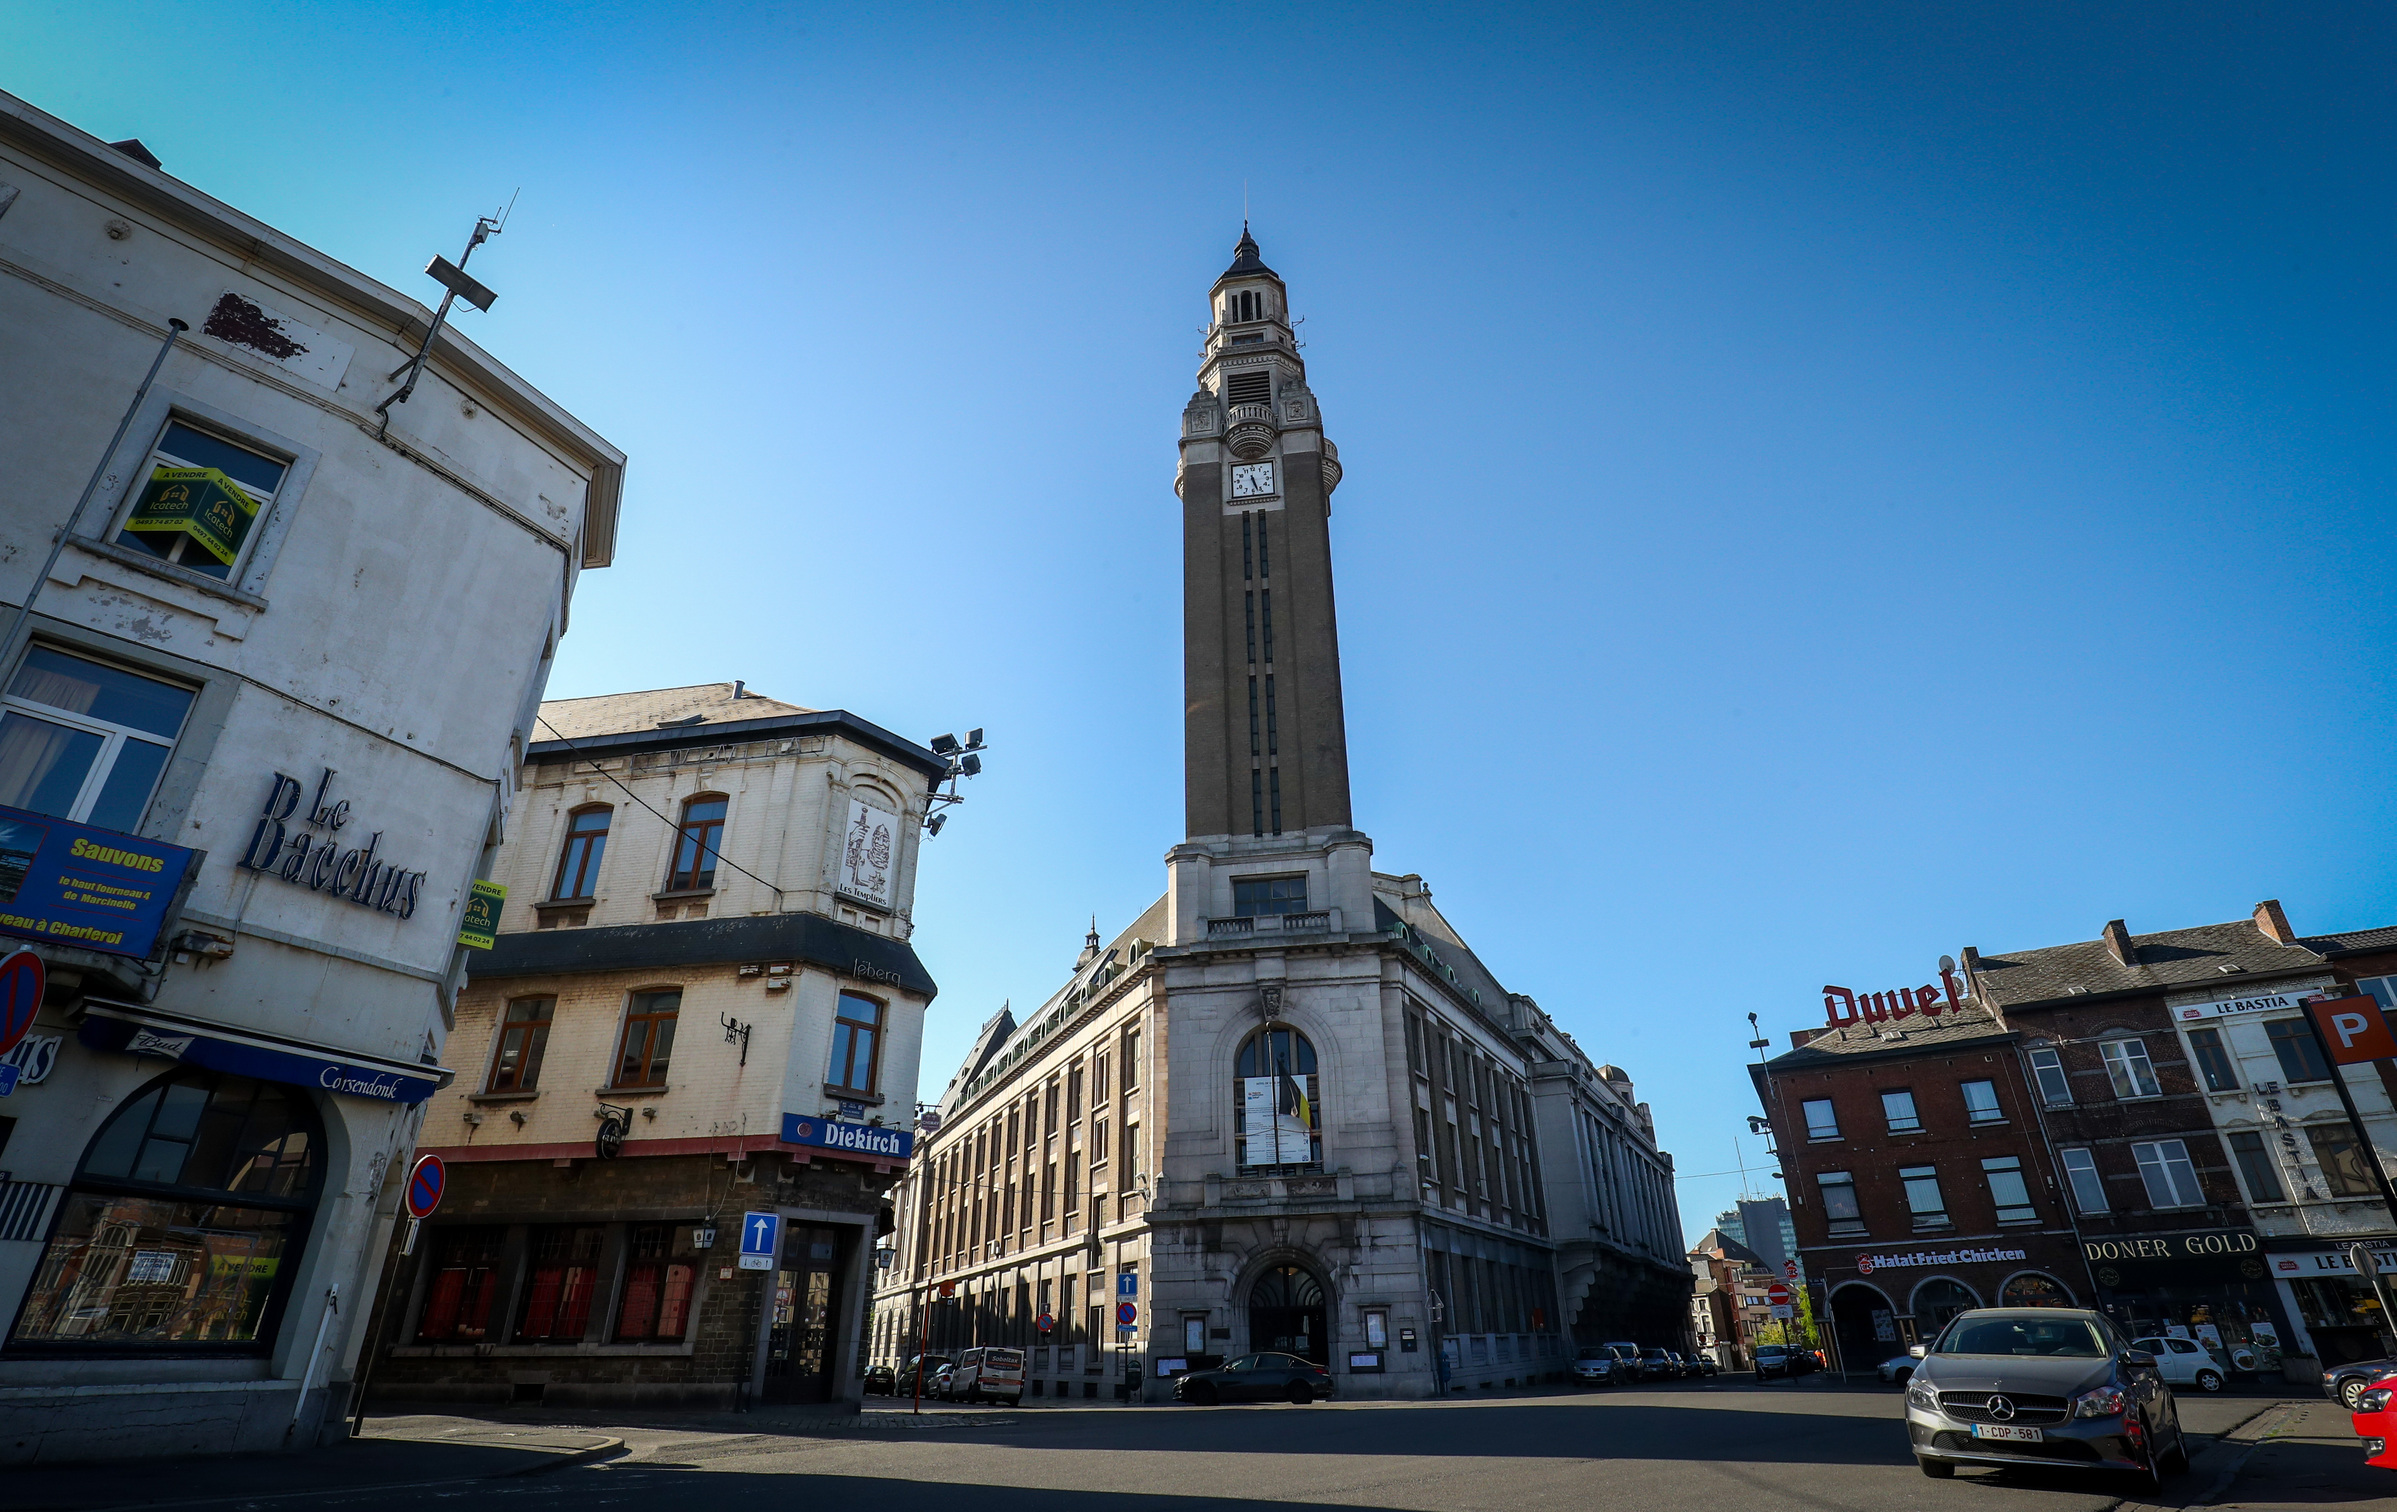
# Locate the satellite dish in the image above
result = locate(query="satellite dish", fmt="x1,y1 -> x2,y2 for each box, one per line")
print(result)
1938,955 -> 1957,974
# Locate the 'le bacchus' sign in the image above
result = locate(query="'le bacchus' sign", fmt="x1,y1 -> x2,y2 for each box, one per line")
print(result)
237,770 -> 428,919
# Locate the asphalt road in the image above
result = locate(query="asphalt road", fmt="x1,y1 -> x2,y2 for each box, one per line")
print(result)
212,1378 -> 2291,1512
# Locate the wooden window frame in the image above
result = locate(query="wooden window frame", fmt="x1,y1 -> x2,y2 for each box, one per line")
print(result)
827,991 -> 885,1095
664,793 -> 728,892
486,995 -> 555,1093
551,805 -> 612,900
613,988 -> 681,1089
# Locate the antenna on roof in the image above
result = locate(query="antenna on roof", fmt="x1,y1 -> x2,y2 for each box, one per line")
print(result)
375,198 -> 514,437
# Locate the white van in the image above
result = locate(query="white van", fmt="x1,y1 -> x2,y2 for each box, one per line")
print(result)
946,1345 -> 1026,1404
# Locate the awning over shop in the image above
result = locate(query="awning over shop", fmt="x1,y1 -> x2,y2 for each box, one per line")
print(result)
79,1000 -> 452,1104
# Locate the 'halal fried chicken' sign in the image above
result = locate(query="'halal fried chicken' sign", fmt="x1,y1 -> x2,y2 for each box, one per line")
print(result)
1823,961 -> 1966,1027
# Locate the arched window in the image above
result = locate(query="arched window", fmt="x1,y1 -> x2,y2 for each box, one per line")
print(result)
666,794 -> 727,891
1999,1272 -> 2075,1309
9,1069 -> 322,1351
1910,1277 -> 1982,1339
1234,1026 -> 1321,1170
551,805 -> 611,900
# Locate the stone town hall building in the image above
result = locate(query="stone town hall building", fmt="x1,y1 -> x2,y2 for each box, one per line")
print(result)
875,233 -> 1689,1400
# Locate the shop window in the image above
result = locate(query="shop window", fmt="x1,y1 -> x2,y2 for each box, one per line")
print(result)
1900,1165 -> 1949,1228
551,806 -> 611,900
111,419 -> 288,581
614,989 -> 680,1088
2059,1147 -> 2109,1215
614,1223 -> 694,1342
2025,1046 -> 2073,1107
1881,1089 -> 1922,1134
514,1224 -> 605,1342
1982,1156 -> 2036,1223
2186,1027 -> 2241,1093
1961,1080 -> 2003,1124
828,991 -> 883,1094
8,1069 -> 320,1352
0,644 -> 197,832
2227,1130 -> 2287,1203
2100,1039 -> 2163,1100
486,996 -> 554,1093
2362,976 -> 2397,1014
2266,1019 -> 2332,1085
2306,1124 -> 2381,1199
416,1226 -> 507,1342
1801,1098 -> 1839,1140
1233,1026 -> 1321,1169
665,794 -> 727,891
2131,1139 -> 2205,1209
1817,1171 -> 1865,1239
1998,1272 -> 2074,1308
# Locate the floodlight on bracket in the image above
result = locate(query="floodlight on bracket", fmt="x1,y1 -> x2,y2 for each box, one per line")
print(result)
921,726 -> 988,835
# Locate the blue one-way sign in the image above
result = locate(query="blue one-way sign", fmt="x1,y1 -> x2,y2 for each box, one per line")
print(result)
739,1211 -> 780,1271
1117,1272 -> 1137,1298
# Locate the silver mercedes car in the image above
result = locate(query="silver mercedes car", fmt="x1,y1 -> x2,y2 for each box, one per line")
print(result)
1904,1308 -> 2189,1489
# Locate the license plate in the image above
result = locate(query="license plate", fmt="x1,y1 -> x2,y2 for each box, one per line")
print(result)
1972,1424 -> 2044,1442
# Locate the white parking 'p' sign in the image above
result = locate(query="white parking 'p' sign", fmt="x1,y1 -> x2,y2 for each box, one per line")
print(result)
739,1211 -> 780,1271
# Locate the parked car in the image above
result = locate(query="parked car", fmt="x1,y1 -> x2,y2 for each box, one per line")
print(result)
2130,1335 -> 2226,1394
1905,1308 -> 2189,1489
948,1345 -> 1026,1404
1173,1352 -> 1334,1404
1570,1346 -> 1624,1387
1602,1340 -> 1642,1379
1688,1353 -> 1720,1378
1754,1344 -> 1818,1381
1877,1353 -> 1918,1386
863,1364 -> 897,1396
2348,1371 -> 2397,1469
930,1363 -> 959,1399
898,1353 -> 954,1397
1637,1347 -> 1679,1382
2327,1356 -> 2397,1411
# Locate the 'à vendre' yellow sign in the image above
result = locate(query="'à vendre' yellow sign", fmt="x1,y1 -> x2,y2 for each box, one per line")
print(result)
126,466 -> 259,566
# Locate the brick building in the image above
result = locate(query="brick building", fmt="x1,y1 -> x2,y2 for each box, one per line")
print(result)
1756,996 -> 2091,1375
362,684 -> 951,1409
1687,1229 -> 1769,1368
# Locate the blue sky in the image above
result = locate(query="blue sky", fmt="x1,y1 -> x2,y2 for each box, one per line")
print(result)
15,3 -> 2394,1243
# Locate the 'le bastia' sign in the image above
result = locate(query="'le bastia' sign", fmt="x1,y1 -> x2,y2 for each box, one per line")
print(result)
237,770 -> 428,919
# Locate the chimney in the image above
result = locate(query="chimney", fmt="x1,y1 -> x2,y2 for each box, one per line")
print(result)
107,138 -> 162,170
2102,919 -> 2136,967
2253,899 -> 2296,945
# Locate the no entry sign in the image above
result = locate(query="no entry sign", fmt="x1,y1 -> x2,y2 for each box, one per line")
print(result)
404,1153 -> 446,1219
0,949 -> 45,1060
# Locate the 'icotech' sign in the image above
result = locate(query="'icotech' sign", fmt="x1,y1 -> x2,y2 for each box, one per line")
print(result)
782,1114 -> 914,1161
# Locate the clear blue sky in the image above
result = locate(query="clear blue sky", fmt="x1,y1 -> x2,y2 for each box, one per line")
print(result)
16,3 -> 2395,1244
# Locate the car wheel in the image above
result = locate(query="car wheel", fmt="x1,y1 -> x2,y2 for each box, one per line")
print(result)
2161,1432 -> 2191,1478
1893,1368 -> 1912,1386
2344,1377 -> 2372,1411
1287,1382 -> 1314,1405
2123,1431 -> 2162,1496
1185,1381 -> 1218,1406
2194,1368 -> 2223,1394
1918,1458 -> 1955,1479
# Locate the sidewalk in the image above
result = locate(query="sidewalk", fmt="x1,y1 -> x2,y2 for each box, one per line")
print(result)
7,1415 -> 625,1511
2206,1399 -> 2397,1509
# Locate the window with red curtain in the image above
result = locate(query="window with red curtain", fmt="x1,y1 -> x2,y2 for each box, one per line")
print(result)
514,1225 -> 605,1343
615,1223 -> 695,1342
415,1226 -> 506,1342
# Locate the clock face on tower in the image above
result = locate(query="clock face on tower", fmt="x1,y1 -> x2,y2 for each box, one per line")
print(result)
1231,462 -> 1276,499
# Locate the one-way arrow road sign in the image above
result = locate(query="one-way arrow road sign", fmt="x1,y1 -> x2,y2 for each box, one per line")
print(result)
739,1210 -> 780,1271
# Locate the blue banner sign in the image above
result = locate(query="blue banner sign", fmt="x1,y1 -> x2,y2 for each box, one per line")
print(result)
781,1113 -> 914,1161
0,804 -> 197,958
79,1012 -> 449,1104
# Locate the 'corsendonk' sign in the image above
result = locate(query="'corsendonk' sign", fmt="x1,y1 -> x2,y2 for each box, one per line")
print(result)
782,1114 -> 915,1161
1855,1246 -> 2027,1274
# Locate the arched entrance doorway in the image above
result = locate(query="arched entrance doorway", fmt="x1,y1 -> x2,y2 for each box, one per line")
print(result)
1248,1265 -> 1327,1363
1911,1278 -> 1982,1342
1829,1283 -> 1897,1374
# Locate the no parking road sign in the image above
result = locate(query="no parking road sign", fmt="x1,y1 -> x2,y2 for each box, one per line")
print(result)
0,949 -> 46,1094
405,1154 -> 447,1219
1117,1301 -> 1138,1329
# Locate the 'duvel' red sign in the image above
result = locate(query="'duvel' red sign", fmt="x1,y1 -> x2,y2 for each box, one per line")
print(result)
1822,962 -> 1965,1027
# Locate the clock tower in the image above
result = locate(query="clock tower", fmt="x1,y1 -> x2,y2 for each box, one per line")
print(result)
1167,228 -> 1370,943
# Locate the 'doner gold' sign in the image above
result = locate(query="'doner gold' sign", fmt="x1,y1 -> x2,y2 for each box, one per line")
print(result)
127,466 -> 259,566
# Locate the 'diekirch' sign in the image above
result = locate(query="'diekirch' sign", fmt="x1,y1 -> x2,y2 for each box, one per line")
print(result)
126,466 -> 260,566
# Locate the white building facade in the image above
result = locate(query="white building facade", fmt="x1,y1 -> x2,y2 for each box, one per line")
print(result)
0,95 -> 622,1460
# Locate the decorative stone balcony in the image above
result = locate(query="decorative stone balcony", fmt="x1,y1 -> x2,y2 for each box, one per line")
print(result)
1204,908 -> 1338,939
1225,403 -> 1277,460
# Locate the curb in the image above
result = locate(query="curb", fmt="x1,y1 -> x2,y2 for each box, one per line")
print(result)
497,1435 -> 628,1475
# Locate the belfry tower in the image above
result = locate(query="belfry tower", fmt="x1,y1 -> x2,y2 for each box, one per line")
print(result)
1167,228 -> 1372,943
